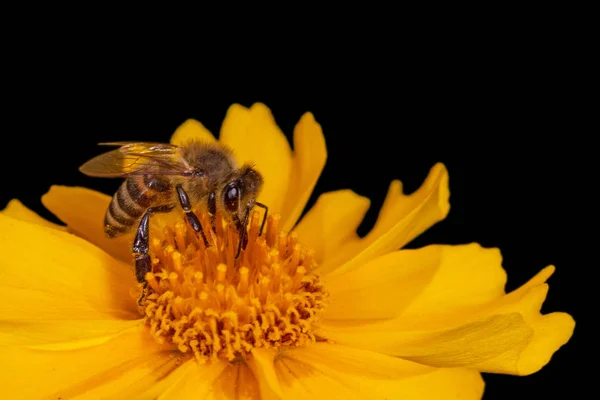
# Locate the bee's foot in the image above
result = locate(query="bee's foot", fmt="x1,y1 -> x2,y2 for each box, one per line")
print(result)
137,282 -> 149,306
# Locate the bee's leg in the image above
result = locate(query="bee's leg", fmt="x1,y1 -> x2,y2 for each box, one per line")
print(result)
176,184 -> 210,247
255,202 -> 268,236
133,204 -> 174,305
208,191 -> 217,231
138,282 -> 149,305
235,207 -> 251,259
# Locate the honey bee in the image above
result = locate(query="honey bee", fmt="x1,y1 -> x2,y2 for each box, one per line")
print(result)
79,140 -> 268,285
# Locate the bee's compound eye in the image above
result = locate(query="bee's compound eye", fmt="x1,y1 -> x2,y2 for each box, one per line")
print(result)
224,182 -> 240,212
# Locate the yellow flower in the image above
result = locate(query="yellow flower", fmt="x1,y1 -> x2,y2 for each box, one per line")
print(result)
0,103 -> 573,399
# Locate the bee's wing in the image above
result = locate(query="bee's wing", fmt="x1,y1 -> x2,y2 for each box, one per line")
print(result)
79,142 -> 195,177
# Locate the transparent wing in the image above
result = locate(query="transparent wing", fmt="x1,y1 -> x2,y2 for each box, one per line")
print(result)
79,142 -> 194,177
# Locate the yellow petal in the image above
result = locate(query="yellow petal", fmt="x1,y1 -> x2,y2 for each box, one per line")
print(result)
370,368 -> 484,400
397,244 -> 506,318
2,199 -> 66,230
319,163 -> 450,275
42,185 -> 133,263
323,244 -> 507,321
293,190 -> 370,265
157,360 -> 228,400
319,313 -> 531,368
0,214 -> 138,323
211,362 -> 261,400
275,354 -> 360,400
0,319 -> 141,349
123,358 -> 194,400
70,352 -> 187,400
248,348 -> 285,400
219,103 -> 292,214
287,342 -> 433,378
278,343 -> 482,400
279,112 -> 327,232
0,325 -> 181,400
170,118 -> 217,146
318,267 -> 575,376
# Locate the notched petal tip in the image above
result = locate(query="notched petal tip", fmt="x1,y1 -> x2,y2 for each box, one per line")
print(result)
41,185 -> 64,202
417,162 -> 450,220
321,161 -> 451,274
516,311 -> 575,376
229,102 -> 250,112
504,265 -> 574,376
41,185 -> 90,209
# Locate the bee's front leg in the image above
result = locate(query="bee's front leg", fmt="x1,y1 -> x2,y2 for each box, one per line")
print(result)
235,208 -> 250,259
176,184 -> 210,248
208,191 -> 217,231
254,202 -> 268,236
133,204 -> 174,305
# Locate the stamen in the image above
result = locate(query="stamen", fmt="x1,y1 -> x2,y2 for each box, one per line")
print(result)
138,210 -> 328,363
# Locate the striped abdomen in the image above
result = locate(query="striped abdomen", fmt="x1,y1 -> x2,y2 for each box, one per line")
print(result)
104,175 -> 173,238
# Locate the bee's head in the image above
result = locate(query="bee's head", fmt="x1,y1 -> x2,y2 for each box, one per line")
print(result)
221,164 -> 264,222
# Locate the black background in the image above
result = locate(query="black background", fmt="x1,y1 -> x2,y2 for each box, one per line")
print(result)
1,46 -> 585,398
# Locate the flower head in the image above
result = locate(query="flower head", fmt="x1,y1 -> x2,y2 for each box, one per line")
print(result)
143,211 -> 328,364
0,103 -> 574,399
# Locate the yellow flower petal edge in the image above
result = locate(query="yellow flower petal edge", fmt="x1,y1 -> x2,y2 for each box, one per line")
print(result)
41,185 -> 133,263
318,266 -> 575,376
279,112 -> 327,232
1,199 -> 66,231
322,244 -> 507,321
317,162 -> 450,274
0,214 -> 138,323
276,344 -> 483,399
219,103 -> 293,214
293,189 -> 370,265
0,325 -> 180,400
170,118 -> 217,146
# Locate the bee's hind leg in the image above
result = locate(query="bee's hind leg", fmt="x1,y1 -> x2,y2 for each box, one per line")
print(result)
133,204 -> 175,305
176,184 -> 210,248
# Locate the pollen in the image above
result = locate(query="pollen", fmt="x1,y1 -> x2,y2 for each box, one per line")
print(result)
139,210 -> 329,363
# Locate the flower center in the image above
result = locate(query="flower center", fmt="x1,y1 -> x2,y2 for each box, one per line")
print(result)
139,210 -> 328,363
